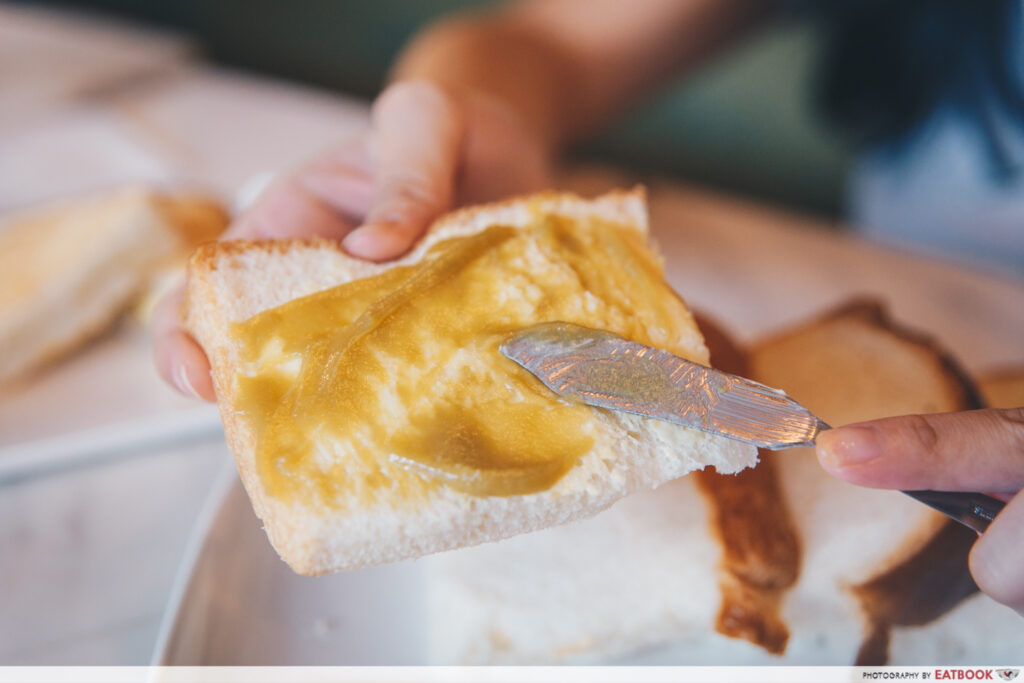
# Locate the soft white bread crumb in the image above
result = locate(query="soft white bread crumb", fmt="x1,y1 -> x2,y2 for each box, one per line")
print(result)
423,475 -> 744,664
184,189 -> 756,575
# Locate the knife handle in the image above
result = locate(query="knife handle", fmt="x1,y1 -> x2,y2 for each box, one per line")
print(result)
901,490 -> 1006,534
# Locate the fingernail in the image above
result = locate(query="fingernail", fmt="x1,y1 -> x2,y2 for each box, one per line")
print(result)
173,363 -> 201,400
818,425 -> 883,466
343,224 -> 394,260
341,225 -> 373,255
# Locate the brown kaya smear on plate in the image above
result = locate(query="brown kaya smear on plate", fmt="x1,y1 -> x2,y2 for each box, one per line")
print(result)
693,313 -> 801,654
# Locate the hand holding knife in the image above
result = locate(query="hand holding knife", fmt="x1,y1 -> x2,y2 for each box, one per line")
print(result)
500,321 -> 1006,534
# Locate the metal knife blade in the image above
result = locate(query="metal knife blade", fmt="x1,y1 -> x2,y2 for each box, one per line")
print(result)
500,322 -> 1006,533
499,321 -> 829,450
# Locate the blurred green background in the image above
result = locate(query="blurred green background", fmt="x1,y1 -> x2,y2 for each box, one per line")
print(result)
21,0 -> 853,217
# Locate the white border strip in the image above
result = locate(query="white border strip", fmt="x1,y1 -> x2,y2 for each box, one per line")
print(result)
2,666 -> 1022,683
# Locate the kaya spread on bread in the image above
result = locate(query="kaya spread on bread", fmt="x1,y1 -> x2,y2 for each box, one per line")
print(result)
187,189 -> 754,575
231,214 -> 703,506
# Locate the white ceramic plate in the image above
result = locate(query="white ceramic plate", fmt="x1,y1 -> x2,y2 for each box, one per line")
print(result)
153,471 -> 428,665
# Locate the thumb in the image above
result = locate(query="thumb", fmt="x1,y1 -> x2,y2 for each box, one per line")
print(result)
151,285 -> 216,401
816,408 -> 1024,492
343,81 -> 464,261
970,490 -> 1024,615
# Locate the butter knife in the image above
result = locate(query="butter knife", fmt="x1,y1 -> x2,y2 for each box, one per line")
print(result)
500,322 -> 1004,534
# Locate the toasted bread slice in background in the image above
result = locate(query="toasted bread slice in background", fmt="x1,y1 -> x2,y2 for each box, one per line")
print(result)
184,190 -> 756,575
751,300 -> 985,664
150,194 -> 229,248
0,189 -> 228,385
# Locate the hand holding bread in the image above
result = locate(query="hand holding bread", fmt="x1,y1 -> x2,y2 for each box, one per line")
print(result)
178,188 -> 757,574
150,74 -> 1024,614
153,80 -> 553,401
149,67 -> 1024,633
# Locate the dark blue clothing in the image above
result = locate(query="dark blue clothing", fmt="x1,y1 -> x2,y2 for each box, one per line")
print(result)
812,0 -> 1024,274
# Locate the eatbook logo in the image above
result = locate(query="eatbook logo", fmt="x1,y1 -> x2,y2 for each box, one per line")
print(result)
998,671 -> 1020,682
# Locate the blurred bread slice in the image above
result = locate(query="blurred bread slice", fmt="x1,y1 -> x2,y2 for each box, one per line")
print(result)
183,189 -> 757,575
751,300 -> 982,664
0,189 -> 227,384
149,194 -> 229,248
423,299 -> 1004,664
133,195 -> 231,323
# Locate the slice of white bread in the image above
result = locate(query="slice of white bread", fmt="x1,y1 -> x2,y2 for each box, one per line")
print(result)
423,474 -> 729,664
422,299 -> 1010,664
183,189 -> 757,576
0,189 -> 227,384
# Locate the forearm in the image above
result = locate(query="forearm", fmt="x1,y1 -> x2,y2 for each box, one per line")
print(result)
391,13 -> 577,148
391,0 -> 775,149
